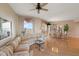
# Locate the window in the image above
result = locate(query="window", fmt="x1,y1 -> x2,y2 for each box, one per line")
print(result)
24,21 -> 33,29
2,22 -> 11,31
0,18 -> 11,40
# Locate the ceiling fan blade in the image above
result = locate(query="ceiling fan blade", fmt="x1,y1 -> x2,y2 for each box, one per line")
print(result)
41,8 -> 48,11
41,3 -> 48,7
30,9 -> 36,11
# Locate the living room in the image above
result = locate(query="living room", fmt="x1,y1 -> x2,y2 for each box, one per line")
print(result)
0,3 -> 79,56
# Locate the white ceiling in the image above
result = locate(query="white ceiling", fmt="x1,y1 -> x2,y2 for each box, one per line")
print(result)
9,3 -> 79,22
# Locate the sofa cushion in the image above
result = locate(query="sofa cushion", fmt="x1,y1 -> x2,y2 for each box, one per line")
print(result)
13,51 -> 29,56
14,43 -> 29,52
0,45 -> 13,56
10,37 -> 21,50
0,51 -> 7,56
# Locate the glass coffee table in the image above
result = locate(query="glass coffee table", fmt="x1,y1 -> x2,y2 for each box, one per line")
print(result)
29,40 -> 44,52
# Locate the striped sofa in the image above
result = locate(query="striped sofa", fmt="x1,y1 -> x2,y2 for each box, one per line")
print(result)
0,36 -> 30,56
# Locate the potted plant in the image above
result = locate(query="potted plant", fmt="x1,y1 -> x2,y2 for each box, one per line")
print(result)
64,24 -> 69,38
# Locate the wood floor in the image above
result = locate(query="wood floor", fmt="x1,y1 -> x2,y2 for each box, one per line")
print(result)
30,36 -> 79,56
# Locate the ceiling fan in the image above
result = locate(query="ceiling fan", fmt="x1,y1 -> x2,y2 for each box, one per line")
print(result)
31,3 -> 48,14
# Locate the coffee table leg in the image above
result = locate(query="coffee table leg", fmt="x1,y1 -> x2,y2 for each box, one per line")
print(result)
28,47 -> 30,56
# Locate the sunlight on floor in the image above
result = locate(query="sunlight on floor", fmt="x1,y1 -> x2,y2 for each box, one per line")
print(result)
52,47 -> 58,53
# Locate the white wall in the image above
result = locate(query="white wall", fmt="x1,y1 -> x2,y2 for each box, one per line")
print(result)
70,22 -> 79,38
15,16 -> 24,35
33,19 -> 42,34
0,3 -> 18,47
